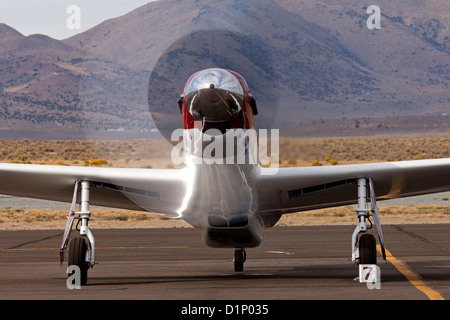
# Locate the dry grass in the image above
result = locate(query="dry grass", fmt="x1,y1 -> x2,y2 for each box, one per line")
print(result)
1,205 -> 449,230
0,208 -> 190,230
0,134 -> 449,168
277,134 -> 450,166
0,139 -> 174,168
277,205 -> 450,226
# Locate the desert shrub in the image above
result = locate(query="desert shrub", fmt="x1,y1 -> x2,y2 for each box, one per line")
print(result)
325,156 -> 339,165
90,158 -> 108,166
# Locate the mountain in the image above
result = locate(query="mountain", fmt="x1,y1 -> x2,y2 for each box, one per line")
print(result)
273,0 -> 450,135
0,0 -> 448,139
0,23 -> 25,51
0,23 -> 86,138
64,0 -> 381,134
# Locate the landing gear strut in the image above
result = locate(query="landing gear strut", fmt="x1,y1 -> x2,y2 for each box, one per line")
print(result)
351,178 -> 385,265
234,248 -> 246,272
60,181 -> 95,285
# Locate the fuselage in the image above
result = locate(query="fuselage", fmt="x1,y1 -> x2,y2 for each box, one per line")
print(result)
177,68 -> 265,248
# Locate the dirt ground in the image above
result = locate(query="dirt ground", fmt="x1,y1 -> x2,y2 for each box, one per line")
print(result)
1,205 -> 449,230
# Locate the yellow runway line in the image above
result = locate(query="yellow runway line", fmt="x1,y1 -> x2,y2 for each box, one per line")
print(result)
96,246 -> 189,250
0,246 -> 189,252
0,247 -> 57,251
377,245 -> 445,300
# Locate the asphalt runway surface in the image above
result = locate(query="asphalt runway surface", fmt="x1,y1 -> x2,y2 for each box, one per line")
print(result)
1,225 -> 450,302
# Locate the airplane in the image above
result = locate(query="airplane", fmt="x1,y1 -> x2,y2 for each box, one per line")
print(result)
0,67 -> 449,285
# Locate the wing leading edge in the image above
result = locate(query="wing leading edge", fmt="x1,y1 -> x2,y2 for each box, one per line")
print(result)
0,163 -> 187,215
256,158 -> 450,214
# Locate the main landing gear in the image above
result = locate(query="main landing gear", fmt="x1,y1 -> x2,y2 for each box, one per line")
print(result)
351,178 -> 386,266
231,178 -> 385,273
60,181 -> 95,286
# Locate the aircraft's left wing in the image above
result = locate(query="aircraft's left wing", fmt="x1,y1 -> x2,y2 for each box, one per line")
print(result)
0,163 -> 187,215
255,158 -> 450,215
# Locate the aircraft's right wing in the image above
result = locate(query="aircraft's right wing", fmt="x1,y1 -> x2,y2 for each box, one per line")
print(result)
0,163 -> 188,215
255,158 -> 450,215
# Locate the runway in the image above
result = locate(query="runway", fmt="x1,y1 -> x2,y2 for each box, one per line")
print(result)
1,225 -> 450,302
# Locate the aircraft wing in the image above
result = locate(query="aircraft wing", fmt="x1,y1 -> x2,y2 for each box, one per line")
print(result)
0,163 -> 187,215
256,158 -> 450,215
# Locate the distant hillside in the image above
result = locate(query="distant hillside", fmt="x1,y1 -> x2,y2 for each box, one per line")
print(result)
0,23 -> 85,138
0,0 -> 448,139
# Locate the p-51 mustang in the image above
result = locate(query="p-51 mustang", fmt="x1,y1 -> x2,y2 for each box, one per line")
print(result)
1,68 -> 449,285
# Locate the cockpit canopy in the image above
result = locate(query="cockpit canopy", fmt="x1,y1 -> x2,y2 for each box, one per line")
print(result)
184,68 -> 244,122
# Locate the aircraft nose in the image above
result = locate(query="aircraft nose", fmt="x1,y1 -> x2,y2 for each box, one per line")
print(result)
184,68 -> 244,122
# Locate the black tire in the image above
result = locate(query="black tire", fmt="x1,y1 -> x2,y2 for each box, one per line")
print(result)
68,237 -> 88,285
359,233 -> 377,264
234,249 -> 245,272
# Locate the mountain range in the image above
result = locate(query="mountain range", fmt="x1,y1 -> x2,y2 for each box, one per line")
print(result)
0,0 -> 448,139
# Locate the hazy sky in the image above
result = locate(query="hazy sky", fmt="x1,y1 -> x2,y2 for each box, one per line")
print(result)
0,0 -> 156,40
